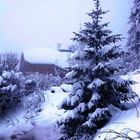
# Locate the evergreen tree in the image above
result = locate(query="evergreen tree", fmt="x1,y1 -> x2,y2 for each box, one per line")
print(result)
126,0 -> 140,70
57,0 -> 137,139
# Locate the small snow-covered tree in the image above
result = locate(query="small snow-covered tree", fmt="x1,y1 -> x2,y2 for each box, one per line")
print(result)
0,70 -> 22,114
57,0 -> 137,139
126,0 -> 140,70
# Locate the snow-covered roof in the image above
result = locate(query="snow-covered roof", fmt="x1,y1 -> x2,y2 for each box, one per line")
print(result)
23,48 -> 71,68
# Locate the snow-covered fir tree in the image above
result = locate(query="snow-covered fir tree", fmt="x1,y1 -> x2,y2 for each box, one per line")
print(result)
126,0 -> 140,70
57,0 -> 137,139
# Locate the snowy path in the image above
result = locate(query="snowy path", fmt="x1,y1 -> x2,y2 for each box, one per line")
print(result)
0,86 -> 70,140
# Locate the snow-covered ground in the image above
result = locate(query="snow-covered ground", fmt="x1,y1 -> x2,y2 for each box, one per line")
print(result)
0,84 -> 71,140
0,72 -> 140,140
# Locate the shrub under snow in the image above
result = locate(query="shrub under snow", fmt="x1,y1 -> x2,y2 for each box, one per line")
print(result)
0,70 -> 22,114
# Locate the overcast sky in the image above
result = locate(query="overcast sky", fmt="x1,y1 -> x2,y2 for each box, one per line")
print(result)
0,0 -> 132,53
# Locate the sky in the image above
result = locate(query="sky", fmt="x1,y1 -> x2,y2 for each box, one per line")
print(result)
0,0 -> 133,54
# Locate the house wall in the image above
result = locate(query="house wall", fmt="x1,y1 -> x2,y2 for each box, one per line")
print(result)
19,53 -> 67,77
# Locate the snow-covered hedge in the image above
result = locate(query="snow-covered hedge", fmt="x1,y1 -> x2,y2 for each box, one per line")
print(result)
0,70 -> 39,115
24,73 -> 62,90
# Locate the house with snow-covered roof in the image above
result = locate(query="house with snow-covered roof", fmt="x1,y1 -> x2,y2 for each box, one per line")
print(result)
19,48 -> 72,77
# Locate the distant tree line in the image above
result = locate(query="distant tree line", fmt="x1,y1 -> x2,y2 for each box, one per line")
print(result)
0,52 -> 19,72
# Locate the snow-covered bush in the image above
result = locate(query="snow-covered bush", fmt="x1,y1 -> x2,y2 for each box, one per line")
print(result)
21,73 -> 63,120
19,74 -> 46,120
25,73 -> 62,90
24,79 -> 36,96
57,0 -> 138,139
23,90 -> 44,120
19,72 -> 62,120
0,70 -> 22,114
0,70 -> 42,116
